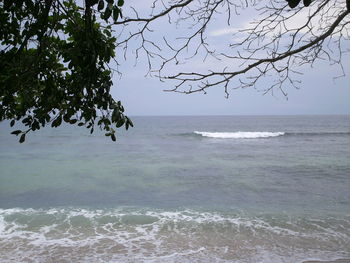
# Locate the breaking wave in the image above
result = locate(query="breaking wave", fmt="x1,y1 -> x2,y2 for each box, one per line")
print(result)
192,131 -> 350,139
1,207 -> 350,262
194,131 -> 285,139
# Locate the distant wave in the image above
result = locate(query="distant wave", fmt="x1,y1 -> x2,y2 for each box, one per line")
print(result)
192,131 -> 350,139
194,131 -> 285,139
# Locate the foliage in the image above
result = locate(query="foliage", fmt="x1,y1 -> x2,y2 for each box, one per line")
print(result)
0,0 -> 132,143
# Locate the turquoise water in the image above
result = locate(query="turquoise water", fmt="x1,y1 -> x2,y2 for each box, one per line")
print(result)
1,115 -> 350,262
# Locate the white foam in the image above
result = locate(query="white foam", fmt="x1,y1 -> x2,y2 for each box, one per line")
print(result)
0,208 -> 349,263
0,215 -> 6,233
194,131 -> 285,139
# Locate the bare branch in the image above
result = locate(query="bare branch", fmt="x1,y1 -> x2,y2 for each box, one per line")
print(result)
113,0 -> 350,96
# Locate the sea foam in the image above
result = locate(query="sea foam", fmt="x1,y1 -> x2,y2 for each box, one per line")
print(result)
0,208 -> 349,263
194,131 -> 285,139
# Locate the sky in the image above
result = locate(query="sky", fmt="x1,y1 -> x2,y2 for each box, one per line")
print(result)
110,1 -> 350,116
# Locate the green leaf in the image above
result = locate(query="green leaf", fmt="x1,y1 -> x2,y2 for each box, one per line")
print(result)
111,133 -> 116,141
51,116 -> 62,127
112,108 -> 119,122
19,133 -> 26,143
63,114 -> 70,123
104,8 -> 112,20
32,121 -> 40,131
125,117 -> 133,130
10,120 -> 15,127
113,6 -> 119,22
117,0 -> 124,7
97,0 -> 104,11
287,0 -> 301,8
303,0 -> 311,6
22,117 -> 31,125
11,130 -> 22,135
116,117 -> 124,128
25,0 -> 34,10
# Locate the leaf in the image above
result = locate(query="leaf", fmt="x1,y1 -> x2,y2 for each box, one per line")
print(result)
111,133 -> 116,141
25,0 -> 34,9
287,0 -> 301,8
63,114 -> 70,123
22,117 -> 31,125
97,0 -> 104,11
11,130 -> 22,135
116,118 -> 124,128
126,117 -> 134,127
303,0 -> 311,6
51,116 -> 62,127
113,6 -> 119,22
10,120 -> 15,127
103,4 -> 112,20
103,10 -> 111,20
32,121 -> 40,131
117,0 -> 124,7
19,133 -> 26,143
112,109 -> 119,122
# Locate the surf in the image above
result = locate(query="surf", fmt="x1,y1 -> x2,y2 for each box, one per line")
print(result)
194,131 -> 285,139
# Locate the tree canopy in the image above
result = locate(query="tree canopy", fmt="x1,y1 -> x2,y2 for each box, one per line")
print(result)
0,0 -> 132,142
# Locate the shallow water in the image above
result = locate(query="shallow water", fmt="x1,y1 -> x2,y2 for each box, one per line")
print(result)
1,115 -> 350,262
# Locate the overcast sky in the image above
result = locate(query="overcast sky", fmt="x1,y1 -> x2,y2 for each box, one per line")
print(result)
110,1 -> 350,116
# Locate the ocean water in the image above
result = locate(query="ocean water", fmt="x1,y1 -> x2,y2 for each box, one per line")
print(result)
0,115 -> 350,263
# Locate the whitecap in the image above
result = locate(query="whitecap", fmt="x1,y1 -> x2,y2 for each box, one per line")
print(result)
194,131 -> 285,139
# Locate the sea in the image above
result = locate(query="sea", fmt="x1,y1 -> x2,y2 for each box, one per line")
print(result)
0,115 -> 350,263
